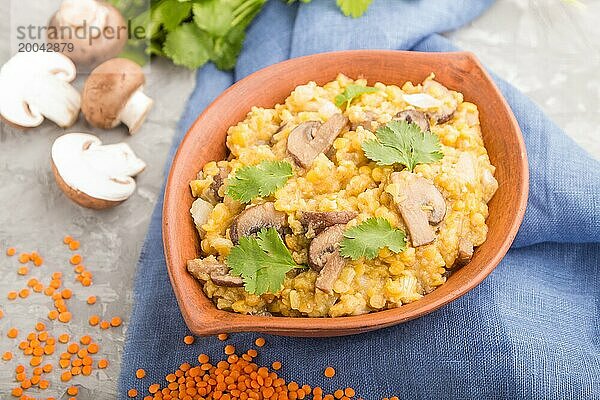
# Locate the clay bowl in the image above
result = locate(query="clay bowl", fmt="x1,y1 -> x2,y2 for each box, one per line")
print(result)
163,50 -> 529,337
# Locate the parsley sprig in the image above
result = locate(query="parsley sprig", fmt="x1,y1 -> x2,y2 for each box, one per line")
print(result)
226,228 -> 300,295
225,160 -> 293,203
339,217 -> 407,260
361,120 -> 443,171
334,84 -> 379,109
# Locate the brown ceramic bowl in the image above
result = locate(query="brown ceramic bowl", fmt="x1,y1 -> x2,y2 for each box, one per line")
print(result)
163,50 -> 529,337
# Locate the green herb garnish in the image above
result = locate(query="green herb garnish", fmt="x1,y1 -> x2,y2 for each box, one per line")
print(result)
225,160 -> 293,203
334,84 -> 379,109
336,0 -> 374,17
226,228 -> 300,295
339,217 -> 407,260
361,120 -> 443,171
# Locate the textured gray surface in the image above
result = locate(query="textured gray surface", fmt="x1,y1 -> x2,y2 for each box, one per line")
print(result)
0,0 -> 598,398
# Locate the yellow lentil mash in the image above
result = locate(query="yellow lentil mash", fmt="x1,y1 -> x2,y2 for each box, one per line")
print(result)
188,73 -> 498,317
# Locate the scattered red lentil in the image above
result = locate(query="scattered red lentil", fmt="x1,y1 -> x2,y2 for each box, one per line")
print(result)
89,315 -> 100,326
2,351 -> 13,361
67,386 -> 78,396
7,327 -> 19,338
87,295 -> 97,305
69,240 -> 80,251
324,366 -> 336,378
110,316 -> 122,327
136,368 -> 146,379
255,337 -> 266,347
6,247 -> 16,256
183,335 -> 195,345
128,388 -> 138,397
98,359 -> 108,369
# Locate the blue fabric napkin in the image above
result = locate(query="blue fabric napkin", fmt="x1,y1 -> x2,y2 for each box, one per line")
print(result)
119,1 -> 600,398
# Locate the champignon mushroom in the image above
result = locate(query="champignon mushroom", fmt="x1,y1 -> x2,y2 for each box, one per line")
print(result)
229,202 -> 287,244
47,0 -> 127,67
190,198 -> 213,238
187,257 -> 243,287
394,110 -> 430,132
390,171 -> 446,247
423,80 -> 458,124
286,113 -> 348,168
203,167 -> 229,204
81,58 -> 153,134
0,52 -> 80,128
51,132 -> 146,209
308,224 -> 346,294
299,210 -> 358,235
455,237 -> 474,268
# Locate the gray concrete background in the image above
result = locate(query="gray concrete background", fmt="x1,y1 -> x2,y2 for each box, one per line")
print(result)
0,0 -> 598,398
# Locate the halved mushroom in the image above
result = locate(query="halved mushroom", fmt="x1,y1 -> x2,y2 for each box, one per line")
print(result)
308,224 -> 346,294
0,52 -> 80,128
299,210 -> 357,235
190,198 -> 213,238
229,202 -> 287,244
390,171 -> 446,247
286,113 -> 348,168
82,58 -> 153,134
394,110 -> 430,132
187,257 -> 243,287
51,133 -> 146,209
47,0 -> 127,67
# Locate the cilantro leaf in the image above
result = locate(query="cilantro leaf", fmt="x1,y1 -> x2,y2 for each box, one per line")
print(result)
211,25 -> 246,70
339,217 -> 406,260
162,23 -> 212,69
225,160 -> 293,203
148,0 -> 192,36
361,120 -> 444,171
193,0 -> 234,37
334,84 -> 379,109
336,0 -> 373,18
227,228 -> 299,295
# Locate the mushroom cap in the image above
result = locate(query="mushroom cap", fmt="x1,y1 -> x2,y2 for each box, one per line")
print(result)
82,58 -> 145,129
229,202 -> 287,244
51,132 -> 146,209
47,1 -> 127,67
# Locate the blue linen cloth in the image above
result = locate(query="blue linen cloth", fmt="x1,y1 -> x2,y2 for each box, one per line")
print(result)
119,1 -> 600,398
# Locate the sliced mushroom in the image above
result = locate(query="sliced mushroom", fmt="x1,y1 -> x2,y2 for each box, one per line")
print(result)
455,237 -> 474,268
299,211 -> 357,235
204,167 -> 229,204
394,110 -> 430,132
187,257 -> 243,287
229,202 -> 287,244
423,80 -> 458,124
390,171 -> 446,247
308,224 -> 346,293
287,113 -> 348,168
190,198 -> 213,238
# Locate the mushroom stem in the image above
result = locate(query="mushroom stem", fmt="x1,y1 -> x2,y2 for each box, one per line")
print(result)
119,88 -> 153,134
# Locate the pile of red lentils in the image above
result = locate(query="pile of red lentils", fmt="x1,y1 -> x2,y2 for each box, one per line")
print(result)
3,240 -> 400,400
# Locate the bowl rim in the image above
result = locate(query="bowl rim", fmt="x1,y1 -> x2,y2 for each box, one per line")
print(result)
162,49 -> 529,336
